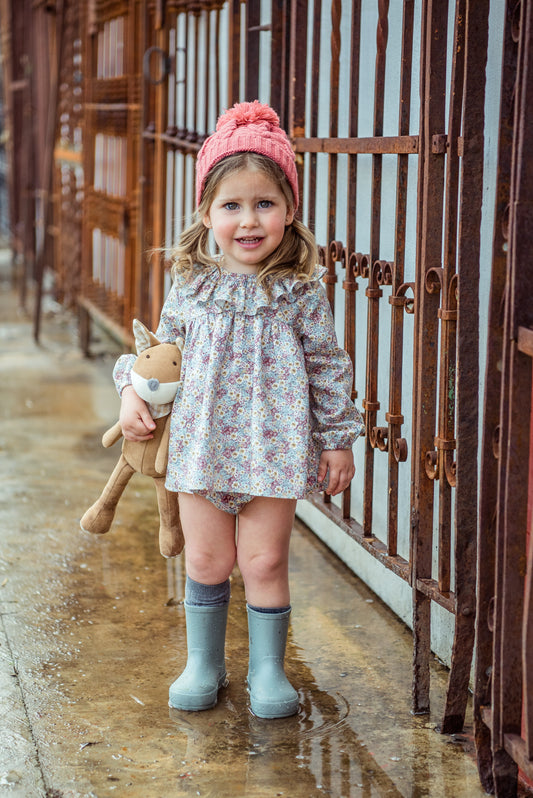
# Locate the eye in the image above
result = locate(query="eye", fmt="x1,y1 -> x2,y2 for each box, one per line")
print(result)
258,200 -> 273,209
172,361 -> 177,366
224,202 -> 239,211
145,354 -> 150,359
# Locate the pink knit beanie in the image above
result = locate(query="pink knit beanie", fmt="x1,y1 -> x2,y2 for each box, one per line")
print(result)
195,101 -> 299,209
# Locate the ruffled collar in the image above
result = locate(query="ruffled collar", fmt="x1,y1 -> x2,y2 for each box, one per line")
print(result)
179,264 -> 326,315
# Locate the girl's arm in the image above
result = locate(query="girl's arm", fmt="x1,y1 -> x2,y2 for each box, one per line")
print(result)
112,282 -> 186,440
119,385 -> 156,441
296,279 -> 364,493
317,449 -> 355,496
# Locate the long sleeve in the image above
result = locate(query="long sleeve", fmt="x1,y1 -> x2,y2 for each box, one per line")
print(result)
295,280 -> 364,450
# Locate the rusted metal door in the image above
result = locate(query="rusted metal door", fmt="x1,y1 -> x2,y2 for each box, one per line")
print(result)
137,0 -> 493,734
475,1 -> 533,795
79,0 -> 143,352
286,0 -> 489,732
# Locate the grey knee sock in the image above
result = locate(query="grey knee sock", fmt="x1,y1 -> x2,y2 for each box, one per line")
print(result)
185,575 -> 231,607
247,604 -> 291,614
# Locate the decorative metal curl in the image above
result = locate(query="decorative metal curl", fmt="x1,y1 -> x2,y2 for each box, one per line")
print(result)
444,455 -> 456,488
425,266 -> 444,295
352,252 -> 370,278
375,260 -> 394,286
143,46 -> 171,85
393,437 -> 408,462
329,240 -> 346,266
425,450 -> 439,480
449,272 -> 458,310
370,426 -> 389,452
392,281 -> 416,314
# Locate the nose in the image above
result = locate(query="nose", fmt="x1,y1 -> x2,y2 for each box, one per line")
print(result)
147,378 -> 160,392
239,206 -> 258,227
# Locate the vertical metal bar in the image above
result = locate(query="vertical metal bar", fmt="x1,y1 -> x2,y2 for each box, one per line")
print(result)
227,0 -> 241,106
493,1 -> 533,789
362,0 -> 389,535
204,8 -> 211,135
214,7 -> 221,115
270,0 -> 286,118
191,11 -> 200,140
307,0 -> 321,235
33,0 -> 65,342
411,0 -> 448,715
436,0 -> 466,596
440,0 -> 489,735
149,19 -> 169,327
288,0 -> 308,211
385,0 -> 414,553
340,0 -> 361,520
323,0 -> 341,315
245,0 -> 260,102
474,0 -> 516,789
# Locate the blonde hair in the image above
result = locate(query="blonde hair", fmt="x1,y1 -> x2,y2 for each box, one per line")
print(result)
170,153 -> 318,290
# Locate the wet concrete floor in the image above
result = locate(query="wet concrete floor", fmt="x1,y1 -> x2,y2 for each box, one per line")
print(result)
0,252 -> 492,797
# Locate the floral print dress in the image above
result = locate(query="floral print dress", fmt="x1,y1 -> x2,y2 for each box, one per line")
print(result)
113,265 -> 364,502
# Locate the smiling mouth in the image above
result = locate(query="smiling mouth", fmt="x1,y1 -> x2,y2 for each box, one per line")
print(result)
236,237 -> 263,245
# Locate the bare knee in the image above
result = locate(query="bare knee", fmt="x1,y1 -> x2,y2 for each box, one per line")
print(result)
186,546 -> 236,584
239,549 -> 288,588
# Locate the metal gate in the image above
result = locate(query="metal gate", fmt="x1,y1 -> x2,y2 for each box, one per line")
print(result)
475,1 -> 533,794
79,0 -> 143,352
137,0 -> 490,734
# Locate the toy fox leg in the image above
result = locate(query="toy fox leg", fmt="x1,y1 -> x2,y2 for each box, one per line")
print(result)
153,478 -> 184,558
80,454 -> 135,535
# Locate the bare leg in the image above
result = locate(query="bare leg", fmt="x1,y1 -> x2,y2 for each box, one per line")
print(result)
177,492 -> 238,583
237,497 -> 297,607
169,493 -> 236,711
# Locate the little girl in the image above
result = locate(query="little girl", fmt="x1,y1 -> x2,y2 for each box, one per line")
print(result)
114,101 -> 364,719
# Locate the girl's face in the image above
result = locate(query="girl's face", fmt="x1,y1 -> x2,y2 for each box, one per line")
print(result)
202,168 -> 294,274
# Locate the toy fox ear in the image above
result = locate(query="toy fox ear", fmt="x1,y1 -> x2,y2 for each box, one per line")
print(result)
176,336 -> 185,352
133,319 -> 161,353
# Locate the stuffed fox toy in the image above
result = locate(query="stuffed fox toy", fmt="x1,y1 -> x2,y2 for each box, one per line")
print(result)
80,319 -> 184,557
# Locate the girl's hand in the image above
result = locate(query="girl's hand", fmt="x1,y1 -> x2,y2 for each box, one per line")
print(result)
119,385 -> 156,441
317,449 -> 355,496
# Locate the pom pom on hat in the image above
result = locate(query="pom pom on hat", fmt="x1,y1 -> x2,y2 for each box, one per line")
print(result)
215,100 -> 281,132
196,101 -> 299,209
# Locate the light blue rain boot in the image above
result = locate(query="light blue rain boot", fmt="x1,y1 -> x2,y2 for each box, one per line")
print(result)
246,605 -> 299,719
169,603 -> 228,711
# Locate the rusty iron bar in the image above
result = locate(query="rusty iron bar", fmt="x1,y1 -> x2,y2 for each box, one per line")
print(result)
473,4 -> 517,793
340,0 -> 362,520
320,0 -> 342,507
323,0 -> 341,315
33,0 -> 66,342
307,0 -> 321,236
149,18 -> 170,328
245,0 -> 260,102
292,135 -> 418,154
410,0 -> 448,716
270,0 -> 286,121
288,0 -> 309,231
436,0 -> 466,600
362,0 -> 389,537
439,0 -> 489,736
492,0 -> 533,791
227,0 -> 240,106
385,0 -> 414,556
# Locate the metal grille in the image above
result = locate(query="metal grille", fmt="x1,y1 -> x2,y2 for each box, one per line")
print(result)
475,1 -> 533,794
132,0 -> 493,732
